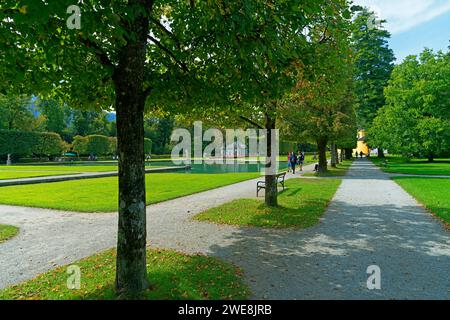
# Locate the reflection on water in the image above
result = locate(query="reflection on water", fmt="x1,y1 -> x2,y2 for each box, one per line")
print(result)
148,161 -> 282,174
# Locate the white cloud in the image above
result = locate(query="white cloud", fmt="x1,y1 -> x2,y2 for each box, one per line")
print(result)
353,0 -> 450,34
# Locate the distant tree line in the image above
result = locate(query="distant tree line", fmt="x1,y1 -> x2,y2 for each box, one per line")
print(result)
0,95 -> 163,161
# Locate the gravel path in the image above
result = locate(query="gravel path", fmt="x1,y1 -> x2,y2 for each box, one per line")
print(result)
0,160 -> 448,299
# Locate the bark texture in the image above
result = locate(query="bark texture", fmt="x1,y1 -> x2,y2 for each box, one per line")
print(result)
345,148 -> 353,160
113,0 -> 151,298
317,138 -> 328,173
264,110 -> 278,207
330,142 -> 337,168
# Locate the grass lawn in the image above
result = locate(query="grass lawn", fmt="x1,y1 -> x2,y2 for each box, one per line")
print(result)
0,165 -> 162,180
195,178 -> 341,228
0,170 -> 76,180
0,224 -> 19,243
303,160 -> 353,177
370,157 -> 450,175
0,172 -> 260,212
0,248 -> 249,300
393,177 -> 450,226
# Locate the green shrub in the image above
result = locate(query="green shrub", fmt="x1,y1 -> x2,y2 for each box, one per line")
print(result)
33,132 -> 65,157
86,135 -> 110,156
72,135 -> 87,155
0,130 -> 35,157
0,130 -> 65,159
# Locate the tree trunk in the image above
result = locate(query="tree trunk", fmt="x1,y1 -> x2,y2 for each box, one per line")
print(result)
335,145 -> 340,165
330,142 -> 337,168
317,138 -> 328,173
427,154 -> 434,163
377,148 -> 385,158
344,148 -> 353,160
114,1 -> 150,298
264,110 -> 277,207
340,148 -> 344,162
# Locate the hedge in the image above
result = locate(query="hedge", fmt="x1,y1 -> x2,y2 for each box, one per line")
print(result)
34,132 -> 66,157
0,130 -> 65,158
72,135 -> 111,156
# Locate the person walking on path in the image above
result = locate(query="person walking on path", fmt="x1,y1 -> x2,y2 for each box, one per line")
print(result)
290,152 -> 298,174
287,152 -> 292,173
359,151 -> 363,159
297,151 -> 305,171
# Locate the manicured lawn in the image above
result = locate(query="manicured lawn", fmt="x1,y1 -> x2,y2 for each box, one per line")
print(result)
370,157 -> 450,175
303,160 -> 353,177
393,177 -> 450,225
0,165 -> 162,180
0,172 -> 260,212
0,170 -> 76,180
0,248 -> 249,300
195,178 -> 341,228
0,224 -> 19,243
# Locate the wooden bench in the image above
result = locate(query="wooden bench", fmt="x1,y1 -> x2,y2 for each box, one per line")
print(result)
257,172 -> 286,197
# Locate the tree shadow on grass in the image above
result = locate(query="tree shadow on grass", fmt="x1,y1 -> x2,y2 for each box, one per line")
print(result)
0,249 -> 248,300
247,197 -> 327,229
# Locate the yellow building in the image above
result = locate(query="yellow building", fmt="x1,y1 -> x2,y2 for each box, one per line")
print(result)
354,130 -> 370,156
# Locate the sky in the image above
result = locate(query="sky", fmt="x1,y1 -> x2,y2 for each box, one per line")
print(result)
353,0 -> 450,62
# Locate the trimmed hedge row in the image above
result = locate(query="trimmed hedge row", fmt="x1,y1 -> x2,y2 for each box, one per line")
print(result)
0,131 -> 152,159
72,135 -> 114,156
72,135 -> 152,156
0,130 -> 65,158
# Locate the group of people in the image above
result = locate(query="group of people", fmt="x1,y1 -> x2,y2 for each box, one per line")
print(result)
287,151 -> 305,174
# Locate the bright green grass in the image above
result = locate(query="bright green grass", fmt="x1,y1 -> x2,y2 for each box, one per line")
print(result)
303,160 -> 353,177
195,178 -> 341,228
0,224 -> 19,243
393,177 -> 450,225
0,172 -> 260,212
0,171 -> 76,180
370,157 -> 450,175
0,248 -> 249,300
0,165 -> 162,180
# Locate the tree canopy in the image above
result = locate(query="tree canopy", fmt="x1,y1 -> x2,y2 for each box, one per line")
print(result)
279,5 -> 355,172
351,8 -> 395,130
368,49 -> 450,161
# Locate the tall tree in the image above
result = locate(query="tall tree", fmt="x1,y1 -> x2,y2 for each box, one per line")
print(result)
144,116 -> 174,154
351,7 -> 395,157
1,0 -> 351,296
368,49 -> 450,161
0,95 -> 36,131
280,9 -> 355,173
37,99 -> 68,135
166,0 -> 354,205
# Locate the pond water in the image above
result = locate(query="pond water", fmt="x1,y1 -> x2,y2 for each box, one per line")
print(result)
149,161 -> 283,174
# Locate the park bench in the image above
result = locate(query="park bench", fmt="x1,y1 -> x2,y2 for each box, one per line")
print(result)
257,172 -> 286,197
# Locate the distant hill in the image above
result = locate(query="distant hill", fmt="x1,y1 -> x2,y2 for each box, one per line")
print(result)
106,112 -> 116,122
28,96 -> 40,117
28,97 -> 116,123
